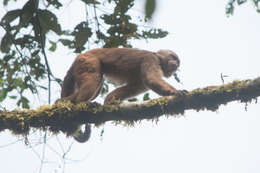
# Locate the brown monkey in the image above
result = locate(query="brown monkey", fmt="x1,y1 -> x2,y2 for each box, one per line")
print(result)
59,48 -> 183,142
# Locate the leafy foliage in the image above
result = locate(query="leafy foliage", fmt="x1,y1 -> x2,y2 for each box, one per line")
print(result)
0,0 -> 168,108
3,0 -> 17,6
226,0 -> 260,15
81,0 -> 100,5
59,22 -> 92,53
145,0 -> 156,19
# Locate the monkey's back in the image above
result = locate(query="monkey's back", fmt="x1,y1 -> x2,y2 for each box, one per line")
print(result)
84,48 -> 155,85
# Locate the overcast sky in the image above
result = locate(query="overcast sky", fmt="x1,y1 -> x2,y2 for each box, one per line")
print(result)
1,0 -> 260,173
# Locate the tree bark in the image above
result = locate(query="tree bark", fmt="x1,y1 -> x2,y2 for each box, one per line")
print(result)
0,77 -> 260,136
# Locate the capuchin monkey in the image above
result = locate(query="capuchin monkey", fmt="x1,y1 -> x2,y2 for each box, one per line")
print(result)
58,48 -> 184,143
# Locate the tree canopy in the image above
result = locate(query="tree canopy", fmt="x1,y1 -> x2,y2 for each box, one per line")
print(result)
0,0 -> 168,108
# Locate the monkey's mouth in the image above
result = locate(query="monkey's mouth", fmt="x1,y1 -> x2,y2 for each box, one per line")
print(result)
165,71 -> 174,78
165,66 -> 178,77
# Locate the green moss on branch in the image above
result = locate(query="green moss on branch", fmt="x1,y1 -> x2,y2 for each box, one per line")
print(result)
0,77 -> 260,137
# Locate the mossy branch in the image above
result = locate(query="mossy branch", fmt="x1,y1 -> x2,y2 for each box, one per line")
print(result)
1,77 -> 260,136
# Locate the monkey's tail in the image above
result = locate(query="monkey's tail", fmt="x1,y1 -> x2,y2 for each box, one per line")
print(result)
73,124 -> 91,143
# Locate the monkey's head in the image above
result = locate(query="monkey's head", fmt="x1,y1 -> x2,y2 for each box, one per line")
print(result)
156,50 -> 180,78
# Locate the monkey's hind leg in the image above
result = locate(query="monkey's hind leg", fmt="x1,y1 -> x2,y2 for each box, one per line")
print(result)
74,58 -> 103,103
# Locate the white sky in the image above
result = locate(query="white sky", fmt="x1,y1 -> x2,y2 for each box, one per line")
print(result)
1,0 -> 260,173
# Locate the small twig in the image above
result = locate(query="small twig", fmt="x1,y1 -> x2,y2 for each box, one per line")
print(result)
63,142 -> 74,159
31,0 -> 53,104
93,4 -> 101,34
221,73 -> 229,84
39,131 -> 47,173
34,18 -> 52,104
0,138 -> 24,148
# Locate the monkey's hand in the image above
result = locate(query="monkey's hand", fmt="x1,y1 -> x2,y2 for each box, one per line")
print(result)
178,89 -> 188,95
169,89 -> 188,97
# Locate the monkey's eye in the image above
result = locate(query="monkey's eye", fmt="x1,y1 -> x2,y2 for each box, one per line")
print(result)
170,55 -> 180,65
170,54 -> 178,61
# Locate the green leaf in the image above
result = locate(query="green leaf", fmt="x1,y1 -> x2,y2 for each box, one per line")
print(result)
81,0 -> 100,5
59,38 -> 74,47
23,0 -> 39,11
0,90 -> 7,102
73,22 -> 92,52
15,35 -> 36,49
145,0 -> 156,19
46,0 -> 62,9
1,9 -> 21,24
143,93 -> 150,101
13,77 -> 24,89
37,10 -> 62,35
3,0 -> 8,6
237,0 -> 247,5
142,29 -> 168,39
3,0 -> 17,6
20,0 -> 39,26
54,78 -> 62,86
101,83 -> 109,96
128,98 -> 138,102
49,40 -> 57,52
31,50 -> 40,57
18,96 -> 30,108
0,33 -> 12,53
38,85 -> 47,90
226,3 -> 234,16
9,95 -> 17,99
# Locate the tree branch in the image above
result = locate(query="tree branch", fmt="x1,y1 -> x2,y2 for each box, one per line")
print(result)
1,77 -> 260,136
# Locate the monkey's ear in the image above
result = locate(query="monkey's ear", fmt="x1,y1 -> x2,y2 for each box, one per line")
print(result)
157,50 -> 179,61
157,49 -> 173,56
155,50 -> 164,58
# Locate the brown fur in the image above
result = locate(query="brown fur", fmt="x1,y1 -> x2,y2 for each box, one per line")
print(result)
59,48 -> 182,143
61,48 -> 181,104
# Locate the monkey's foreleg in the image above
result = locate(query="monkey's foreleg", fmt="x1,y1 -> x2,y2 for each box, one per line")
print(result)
104,83 -> 147,104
